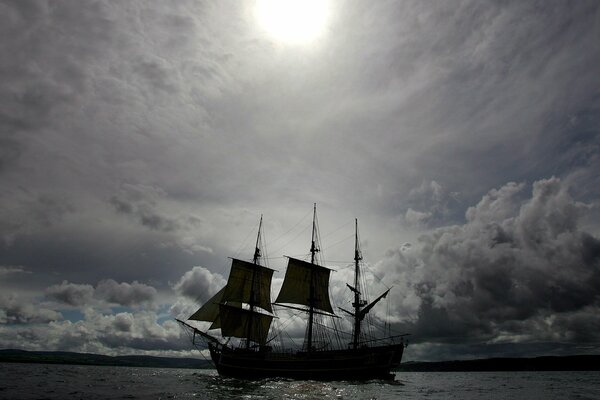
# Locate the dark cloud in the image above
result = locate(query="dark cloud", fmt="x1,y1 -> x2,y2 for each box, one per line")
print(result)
404,180 -> 462,228
0,191 -> 75,246
110,184 -> 181,233
377,177 -> 600,359
0,137 -> 22,173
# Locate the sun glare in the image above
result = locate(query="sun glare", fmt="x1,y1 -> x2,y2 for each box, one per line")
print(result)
255,0 -> 330,44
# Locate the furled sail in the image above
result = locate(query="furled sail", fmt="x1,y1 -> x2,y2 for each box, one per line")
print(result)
219,304 -> 273,344
275,257 -> 334,314
223,258 -> 274,313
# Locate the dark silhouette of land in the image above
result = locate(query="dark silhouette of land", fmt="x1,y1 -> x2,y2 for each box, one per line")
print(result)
2,349 -> 599,371
397,355 -> 600,371
0,349 -> 211,369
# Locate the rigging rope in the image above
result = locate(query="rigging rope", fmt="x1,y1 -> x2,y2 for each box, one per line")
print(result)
267,208 -> 313,253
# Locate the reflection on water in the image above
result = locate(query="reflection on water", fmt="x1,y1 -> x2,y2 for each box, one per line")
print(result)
203,372 -> 402,399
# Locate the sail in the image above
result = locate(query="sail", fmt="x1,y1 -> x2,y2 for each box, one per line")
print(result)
188,287 -> 244,330
219,304 -> 273,344
188,287 -> 224,323
275,257 -> 334,313
223,258 -> 274,313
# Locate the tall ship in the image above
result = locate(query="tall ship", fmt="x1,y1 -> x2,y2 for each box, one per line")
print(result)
177,205 -> 407,380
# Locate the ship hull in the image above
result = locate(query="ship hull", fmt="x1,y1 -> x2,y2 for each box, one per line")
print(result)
208,343 -> 404,380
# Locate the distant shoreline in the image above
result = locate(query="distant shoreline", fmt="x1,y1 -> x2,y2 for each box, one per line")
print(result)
0,349 -> 212,369
2,349 -> 599,371
397,355 -> 600,372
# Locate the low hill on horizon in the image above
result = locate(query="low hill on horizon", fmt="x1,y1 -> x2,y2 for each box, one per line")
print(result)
397,354 -> 600,371
0,349 -> 211,369
2,349 -> 599,371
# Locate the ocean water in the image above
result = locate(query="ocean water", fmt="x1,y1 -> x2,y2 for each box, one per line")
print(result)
0,363 -> 599,399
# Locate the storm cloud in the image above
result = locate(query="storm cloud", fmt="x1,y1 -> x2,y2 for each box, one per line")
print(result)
375,177 -> 600,359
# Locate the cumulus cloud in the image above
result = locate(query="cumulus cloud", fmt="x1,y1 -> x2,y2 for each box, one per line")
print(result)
173,266 -> 226,301
0,293 -> 62,324
93,312 -> 188,352
170,266 -> 227,320
96,279 -> 157,308
0,309 -> 191,356
379,177 -> 600,352
45,279 -> 157,309
45,281 -> 95,307
404,208 -> 433,228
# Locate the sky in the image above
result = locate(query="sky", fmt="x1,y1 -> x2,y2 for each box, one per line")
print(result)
0,0 -> 599,362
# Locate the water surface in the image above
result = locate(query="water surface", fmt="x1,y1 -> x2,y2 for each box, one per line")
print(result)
1,363 -> 598,399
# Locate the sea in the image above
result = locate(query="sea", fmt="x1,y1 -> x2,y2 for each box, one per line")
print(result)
1,363 -> 599,399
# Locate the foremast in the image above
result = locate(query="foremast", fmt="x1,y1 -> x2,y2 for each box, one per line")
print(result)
246,214 -> 264,349
186,216 -> 274,349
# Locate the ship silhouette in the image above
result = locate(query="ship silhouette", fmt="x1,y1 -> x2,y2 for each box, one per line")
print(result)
177,205 -> 407,380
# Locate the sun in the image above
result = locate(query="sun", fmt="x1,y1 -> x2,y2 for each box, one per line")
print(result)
255,0 -> 330,44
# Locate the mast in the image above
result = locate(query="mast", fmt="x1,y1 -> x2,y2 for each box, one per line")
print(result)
247,214 -> 263,349
187,216 -> 274,347
338,219 -> 390,349
307,204 -> 319,352
352,218 -> 363,350
253,215 -> 263,264
274,205 -> 334,351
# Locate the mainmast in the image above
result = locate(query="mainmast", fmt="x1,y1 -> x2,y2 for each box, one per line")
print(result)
274,204 -> 334,352
307,203 -> 319,352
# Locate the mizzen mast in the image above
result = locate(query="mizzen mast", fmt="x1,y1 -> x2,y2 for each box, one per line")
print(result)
342,219 -> 390,349
352,218 -> 367,349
